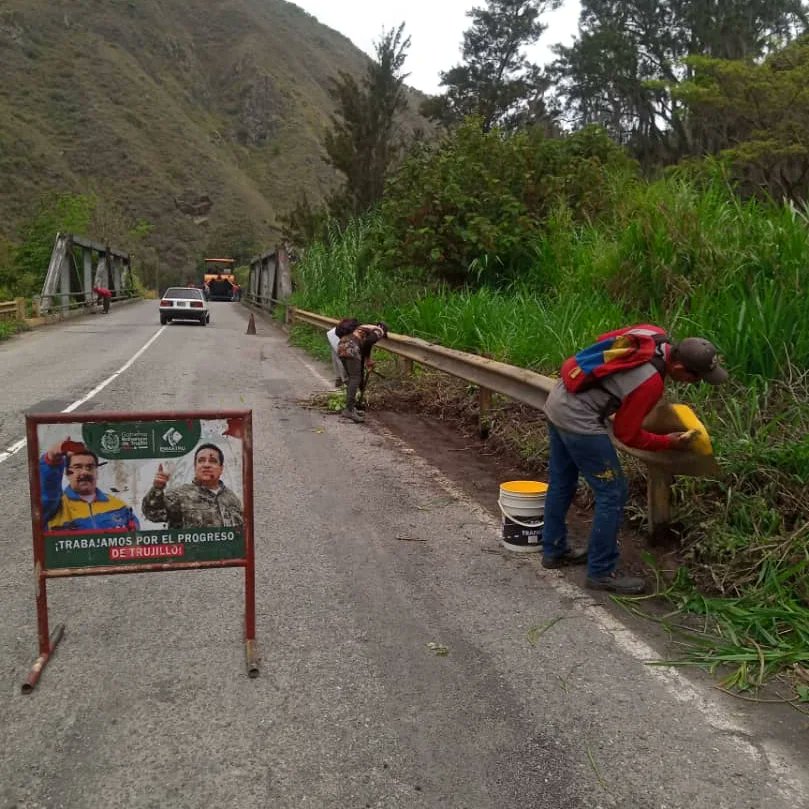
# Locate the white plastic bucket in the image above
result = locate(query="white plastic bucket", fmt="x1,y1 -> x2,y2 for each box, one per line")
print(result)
498,480 -> 547,552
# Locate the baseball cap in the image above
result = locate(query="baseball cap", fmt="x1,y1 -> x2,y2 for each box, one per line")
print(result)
675,337 -> 728,385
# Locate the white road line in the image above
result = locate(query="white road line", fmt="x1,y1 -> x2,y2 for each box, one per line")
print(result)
0,327 -> 166,465
0,438 -> 27,464
298,357 -> 335,389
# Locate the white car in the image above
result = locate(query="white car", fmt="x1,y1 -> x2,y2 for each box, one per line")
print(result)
159,287 -> 210,326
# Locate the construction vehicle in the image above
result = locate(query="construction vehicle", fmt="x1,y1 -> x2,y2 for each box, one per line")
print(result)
203,257 -> 238,301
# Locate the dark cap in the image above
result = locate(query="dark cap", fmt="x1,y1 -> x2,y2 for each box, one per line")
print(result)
675,337 -> 728,385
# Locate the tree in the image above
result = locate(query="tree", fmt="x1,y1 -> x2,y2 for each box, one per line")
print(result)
671,0 -> 808,61
422,0 -> 560,131
675,37 -> 809,204
323,24 -> 411,217
372,120 -> 635,286
11,193 -> 96,297
551,1 -> 809,167
279,193 -> 330,247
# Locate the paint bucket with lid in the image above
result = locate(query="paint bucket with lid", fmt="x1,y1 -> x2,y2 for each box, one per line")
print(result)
498,480 -> 547,552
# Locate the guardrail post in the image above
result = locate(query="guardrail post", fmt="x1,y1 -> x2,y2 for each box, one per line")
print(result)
478,387 -> 492,439
397,356 -> 413,376
647,468 -> 673,545
284,306 -> 293,326
15,297 -> 26,320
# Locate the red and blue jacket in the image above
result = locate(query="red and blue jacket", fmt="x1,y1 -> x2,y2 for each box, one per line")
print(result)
40,455 -> 140,532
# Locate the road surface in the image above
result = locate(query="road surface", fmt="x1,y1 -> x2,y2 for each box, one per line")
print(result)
1,300 -> 807,808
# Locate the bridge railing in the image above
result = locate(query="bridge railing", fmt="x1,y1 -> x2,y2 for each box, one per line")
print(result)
245,244 -> 292,311
0,288 -> 140,326
38,233 -> 137,315
289,307 -> 718,541
0,298 -> 27,321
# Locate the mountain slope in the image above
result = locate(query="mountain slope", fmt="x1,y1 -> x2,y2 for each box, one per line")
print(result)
0,0 -> 420,277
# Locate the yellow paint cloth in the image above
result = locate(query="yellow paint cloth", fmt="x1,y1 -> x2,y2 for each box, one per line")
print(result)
670,404 -> 713,455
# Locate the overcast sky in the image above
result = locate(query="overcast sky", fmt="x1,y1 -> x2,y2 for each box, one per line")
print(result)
290,1 -> 582,95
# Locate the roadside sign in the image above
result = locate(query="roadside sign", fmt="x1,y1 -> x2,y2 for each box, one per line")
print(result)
23,409 -> 258,692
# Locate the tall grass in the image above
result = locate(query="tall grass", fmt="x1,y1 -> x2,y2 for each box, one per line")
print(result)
299,176 -> 809,379
289,215 -> 423,324
395,286 -> 628,370
577,177 -> 809,378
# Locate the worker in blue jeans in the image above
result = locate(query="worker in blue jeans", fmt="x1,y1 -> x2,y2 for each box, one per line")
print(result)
542,329 -> 728,594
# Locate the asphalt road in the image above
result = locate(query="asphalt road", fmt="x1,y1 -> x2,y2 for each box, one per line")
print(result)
1,300 -> 807,809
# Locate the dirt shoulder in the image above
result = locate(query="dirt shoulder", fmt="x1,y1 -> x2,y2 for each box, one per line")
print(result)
366,369 -> 678,578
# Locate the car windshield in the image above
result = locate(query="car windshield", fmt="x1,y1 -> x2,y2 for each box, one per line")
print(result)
165,288 -> 202,300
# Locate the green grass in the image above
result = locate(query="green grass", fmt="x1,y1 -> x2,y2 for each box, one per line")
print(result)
619,560 -> 809,701
0,319 -> 28,341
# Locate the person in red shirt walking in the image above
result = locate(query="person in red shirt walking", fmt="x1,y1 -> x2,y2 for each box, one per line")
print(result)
541,325 -> 728,594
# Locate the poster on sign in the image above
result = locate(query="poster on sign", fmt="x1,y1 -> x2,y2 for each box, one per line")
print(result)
23,410 -> 257,692
33,415 -> 248,569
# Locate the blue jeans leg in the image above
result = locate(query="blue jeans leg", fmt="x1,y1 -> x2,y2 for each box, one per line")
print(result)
564,431 -> 627,577
544,426 -> 627,576
542,424 -> 580,559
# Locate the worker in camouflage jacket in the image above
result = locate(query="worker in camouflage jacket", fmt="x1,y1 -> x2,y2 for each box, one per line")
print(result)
141,443 -> 243,529
337,322 -> 388,423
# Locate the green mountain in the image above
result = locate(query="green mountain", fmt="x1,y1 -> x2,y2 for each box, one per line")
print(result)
0,0 -> 424,280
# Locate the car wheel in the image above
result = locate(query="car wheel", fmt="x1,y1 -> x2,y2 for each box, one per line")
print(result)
206,313 -> 210,323
200,316 -> 207,326
160,314 -> 167,325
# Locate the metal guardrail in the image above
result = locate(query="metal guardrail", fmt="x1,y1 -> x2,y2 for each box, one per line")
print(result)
290,307 -> 717,541
292,309 -> 555,409
0,292 -> 141,325
243,291 -> 279,310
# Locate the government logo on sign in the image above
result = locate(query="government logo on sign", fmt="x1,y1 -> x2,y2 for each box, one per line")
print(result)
158,424 -> 191,455
100,429 -> 120,453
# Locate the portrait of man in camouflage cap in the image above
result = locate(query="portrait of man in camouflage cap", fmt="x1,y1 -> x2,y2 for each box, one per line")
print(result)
141,443 -> 243,529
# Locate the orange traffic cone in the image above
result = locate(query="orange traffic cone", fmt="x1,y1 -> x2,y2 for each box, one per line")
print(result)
246,313 -> 256,335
